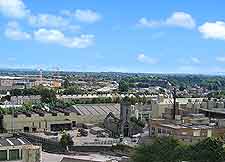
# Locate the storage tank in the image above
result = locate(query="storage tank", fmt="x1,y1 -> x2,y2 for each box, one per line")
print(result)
22,145 -> 41,162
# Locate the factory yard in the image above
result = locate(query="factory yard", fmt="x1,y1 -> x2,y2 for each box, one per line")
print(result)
31,129 -> 120,146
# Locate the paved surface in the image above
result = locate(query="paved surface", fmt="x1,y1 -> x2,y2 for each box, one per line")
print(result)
32,129 -> 120,146
42,151 -> 121,162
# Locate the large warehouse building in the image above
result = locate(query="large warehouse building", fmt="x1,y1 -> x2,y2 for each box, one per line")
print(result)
2,104 -> 120,133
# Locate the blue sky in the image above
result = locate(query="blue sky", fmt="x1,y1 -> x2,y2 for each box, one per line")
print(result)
0,0 -> 225,74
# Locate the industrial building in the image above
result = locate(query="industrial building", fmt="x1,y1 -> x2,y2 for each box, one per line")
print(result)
10,95 -> 41,105
0,137 -> 41,162
2,104 -> 120,133
147,95 -> 225,143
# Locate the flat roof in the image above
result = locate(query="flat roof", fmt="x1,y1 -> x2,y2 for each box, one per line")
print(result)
200,108 -> 225,114
160,124 -> 186,129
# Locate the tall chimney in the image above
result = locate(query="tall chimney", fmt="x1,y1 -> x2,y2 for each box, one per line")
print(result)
173,87 -> 176,120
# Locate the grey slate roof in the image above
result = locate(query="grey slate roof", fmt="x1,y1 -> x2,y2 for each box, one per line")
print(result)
0,137 -> 30,147
71,104 -> 120,116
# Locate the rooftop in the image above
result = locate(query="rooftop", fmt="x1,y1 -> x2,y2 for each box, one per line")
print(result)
71,104 -> 120,116
0,137 -> 30,147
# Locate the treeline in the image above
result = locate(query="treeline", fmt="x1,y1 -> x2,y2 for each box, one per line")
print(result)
132,137 -> 225,162
163,75 -> 225,90
207,90 -> 225,99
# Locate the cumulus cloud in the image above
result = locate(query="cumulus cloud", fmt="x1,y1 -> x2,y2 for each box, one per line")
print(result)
137,18 -> 161,28
137,53 -> 158,64
137,12 -> 195,29
4,21 -> 31,40
199,21 -> 225,40
0,0 -> 97,48
0,0 -> 29,18
28,14 -> 68,27
166,12 -> 196,29
28,14 -> 80,31
34,28 -> 94,48
62,9 -> 101,23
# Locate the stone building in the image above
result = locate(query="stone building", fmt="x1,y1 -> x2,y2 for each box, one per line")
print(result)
2,104 -> 120,133
0,137 -> 41,162
104,97 -> 144,137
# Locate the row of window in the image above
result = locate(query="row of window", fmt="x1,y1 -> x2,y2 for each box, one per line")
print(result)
0,149 -> 21,161
151,127 -> 172,135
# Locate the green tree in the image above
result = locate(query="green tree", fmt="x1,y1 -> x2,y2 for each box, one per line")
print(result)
119,80 -> 129,92
132,137 -> 225,162
39,87 -> 56,103
188,138 -> 225,162
60,132 -> 74,150
179,84 -> 185,91
130,96 -> 137,105
22,101 -> 33,111
63,86 -> 81,95
63,78 -> 70,88
131,137 -> 184,162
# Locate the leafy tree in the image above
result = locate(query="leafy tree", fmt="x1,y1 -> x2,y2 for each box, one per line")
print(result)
60,132 -> 74,150
131,137 -> 184,162
22,101 -> 33,110
63,78 -> 70,88
130,96 -> 137,105
131,137 -> 225,162
130,116 -> 145,128
188,138 -> 225,162
63,86 -> 81,95
119,80 -> 129,92
39,87 -> 56,103
105,97 -> 112,103
179,84 -> 186,91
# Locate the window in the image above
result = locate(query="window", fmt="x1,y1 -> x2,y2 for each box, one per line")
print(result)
9,149 -> 20,160
0,150 -> 7,161
72,121 -> 76,127
193,130 -> 200,137
158,128 -> 162,134
167,130 -> 172,135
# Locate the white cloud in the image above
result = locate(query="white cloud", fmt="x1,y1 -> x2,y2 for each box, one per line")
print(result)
199,21 -> 225,40
190,57 -> 200,64
28,14 -> 80,31
137,11 -> 195,29
137,18 -> 161,28
0,0 -> 97,48
0,0 -> 29,18
216,56 -> 225,62
63,9 -> 101,23
34,28 -> 94,48
4,21 -> 31,40
28,14 -> 68,28
165,12 -> 195,29
137,53 -> 158,64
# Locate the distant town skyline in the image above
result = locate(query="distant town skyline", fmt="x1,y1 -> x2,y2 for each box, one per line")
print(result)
0,0 -> 225,74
